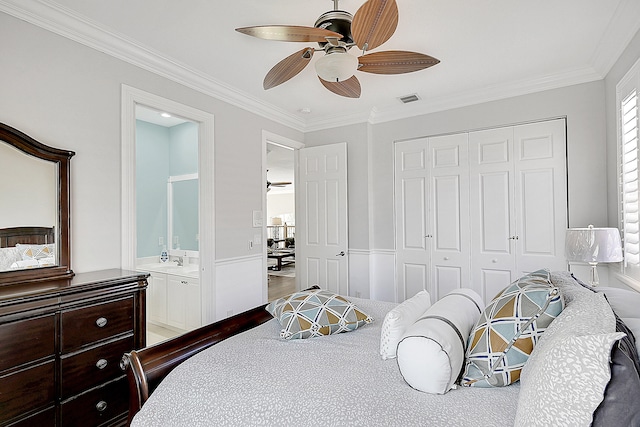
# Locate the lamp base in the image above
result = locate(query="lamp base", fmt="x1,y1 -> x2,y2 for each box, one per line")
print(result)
588,262 -> 599,287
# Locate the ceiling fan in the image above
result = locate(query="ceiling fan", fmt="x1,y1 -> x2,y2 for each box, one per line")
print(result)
236,0 -> 440,98
267,170 -> 292,192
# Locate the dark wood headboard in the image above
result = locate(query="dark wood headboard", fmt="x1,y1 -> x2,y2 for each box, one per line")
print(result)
0,226 -> 55,248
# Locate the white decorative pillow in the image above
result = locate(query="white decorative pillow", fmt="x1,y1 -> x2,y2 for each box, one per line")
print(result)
16,243 -> 55,260
396,289 -> 484,394
0,247 -> 22,270
516,291 -> 618,426
514,332 -> 624,426
380,290 -> 432,360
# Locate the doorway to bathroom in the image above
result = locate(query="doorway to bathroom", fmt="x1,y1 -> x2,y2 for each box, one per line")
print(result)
121,85 -> 215,344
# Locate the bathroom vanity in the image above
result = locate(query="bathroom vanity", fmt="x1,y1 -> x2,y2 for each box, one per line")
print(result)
137,263 -> 201,331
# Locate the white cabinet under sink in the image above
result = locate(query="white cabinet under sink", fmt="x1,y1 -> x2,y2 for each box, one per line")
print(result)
147,271 -> 168,324
166,274 -> 201,330
138,264 -> 201,331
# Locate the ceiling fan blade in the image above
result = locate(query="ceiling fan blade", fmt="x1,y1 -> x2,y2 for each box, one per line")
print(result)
263,48 -> 315,90
236,25 -> 342,42
358,51 -> 440,75
318,75 -> 361,98
351,0 -> 399,52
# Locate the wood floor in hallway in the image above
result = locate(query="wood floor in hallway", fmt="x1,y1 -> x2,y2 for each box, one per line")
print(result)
267,274 -> 296,301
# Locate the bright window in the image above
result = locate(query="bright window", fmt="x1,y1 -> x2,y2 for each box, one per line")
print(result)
618,58 -> 640,278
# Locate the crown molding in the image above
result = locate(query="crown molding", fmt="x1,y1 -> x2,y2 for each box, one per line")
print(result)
304,66 -> 603,131
0,0 -> 306,132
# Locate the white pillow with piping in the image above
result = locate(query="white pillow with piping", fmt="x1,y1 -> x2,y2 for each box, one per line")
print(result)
379,290 -> 431,360
396,289 -> 484,394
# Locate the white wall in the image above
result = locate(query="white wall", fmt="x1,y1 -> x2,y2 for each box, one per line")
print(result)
0,13 -> 302,275
307,81 -> 609,298
3,9 -> 635,304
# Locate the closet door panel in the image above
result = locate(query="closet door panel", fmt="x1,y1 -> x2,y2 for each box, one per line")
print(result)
395,139 -> 430,301
429,134 -> 470,301
514,119 -> 568,274
469,127 -> 517,301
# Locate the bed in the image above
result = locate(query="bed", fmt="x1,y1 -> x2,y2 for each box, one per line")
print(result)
123,271 -> 640,426
0,226 -> 56,271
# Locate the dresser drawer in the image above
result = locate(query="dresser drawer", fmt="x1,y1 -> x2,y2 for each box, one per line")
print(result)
60,377 -> 128,427
60,334 -> 134,399
0,360 -> 55,424
61,297 -> 134,351
0,314 -> 55,372
7,407 -> 56,427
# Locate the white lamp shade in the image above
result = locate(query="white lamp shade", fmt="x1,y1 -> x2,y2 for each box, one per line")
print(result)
565,226 -> 623,263
271,217 -> 282,226
315,51 -> 358,82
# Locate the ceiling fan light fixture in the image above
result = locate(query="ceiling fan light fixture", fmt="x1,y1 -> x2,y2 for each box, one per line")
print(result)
315,50 -> 358,82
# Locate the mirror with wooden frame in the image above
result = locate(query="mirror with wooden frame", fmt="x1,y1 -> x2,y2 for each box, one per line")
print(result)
0,123 -> 75,285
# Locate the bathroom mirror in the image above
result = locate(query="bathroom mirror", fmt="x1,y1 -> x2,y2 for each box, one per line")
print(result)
168,174 -> 199,252
0,123 -> 74,285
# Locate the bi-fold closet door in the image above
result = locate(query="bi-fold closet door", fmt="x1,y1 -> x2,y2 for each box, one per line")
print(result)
395,118 -> 567,304
394,132 -> 470,303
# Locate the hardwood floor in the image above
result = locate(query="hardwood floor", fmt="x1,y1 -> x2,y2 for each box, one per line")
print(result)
267,274 -> 296,301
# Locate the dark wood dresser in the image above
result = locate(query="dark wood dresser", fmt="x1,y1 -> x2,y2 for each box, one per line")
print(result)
0,269 -> 148,427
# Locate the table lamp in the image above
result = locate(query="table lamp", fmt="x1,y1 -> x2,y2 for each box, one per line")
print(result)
565,225 -> 623,286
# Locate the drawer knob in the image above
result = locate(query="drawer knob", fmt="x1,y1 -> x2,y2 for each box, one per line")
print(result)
96,359 -> 108,370
95,317 -> 108,328
96,400 -> 108,412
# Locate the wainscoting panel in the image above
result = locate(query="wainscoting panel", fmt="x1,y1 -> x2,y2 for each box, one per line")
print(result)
348,249 -> 397,302
215,254 -> 264,322
348,250 -> 370,299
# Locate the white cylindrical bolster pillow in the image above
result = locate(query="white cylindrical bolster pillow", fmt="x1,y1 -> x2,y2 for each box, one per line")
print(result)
396,289 -> 484,394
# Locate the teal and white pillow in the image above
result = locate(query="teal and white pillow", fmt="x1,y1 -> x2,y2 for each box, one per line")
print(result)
460,269 -> 564,387
266,289 -> 373,340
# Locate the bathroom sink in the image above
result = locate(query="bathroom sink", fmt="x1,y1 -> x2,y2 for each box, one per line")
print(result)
138,263 -> 199,275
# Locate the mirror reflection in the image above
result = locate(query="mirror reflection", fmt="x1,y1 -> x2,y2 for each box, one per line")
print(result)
169,176 -> 199,251
136,106 -> 199,262
0,140 -> 58,272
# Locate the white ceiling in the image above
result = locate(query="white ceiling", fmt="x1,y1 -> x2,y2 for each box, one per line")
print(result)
3,1 -> 640,131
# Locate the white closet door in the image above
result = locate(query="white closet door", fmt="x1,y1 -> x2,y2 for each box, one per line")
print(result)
429,133 -> 470,301
394,139 -> 430,302
469,127 -> 517,302
513,119 -> 567,274
297,143 -> 349,295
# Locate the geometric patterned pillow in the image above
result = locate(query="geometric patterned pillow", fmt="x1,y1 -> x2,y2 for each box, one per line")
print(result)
460,269 -> 564,387
265,289 -> 373,340
15,243 -> 55,260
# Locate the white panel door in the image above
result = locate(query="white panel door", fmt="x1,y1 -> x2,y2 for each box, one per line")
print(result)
470,119 -> 568,302
395,138 -> 430,301
469,127 -> 517,301
429,133 -> 470,300
513,119 -> 567,273
298,143 -> 348,295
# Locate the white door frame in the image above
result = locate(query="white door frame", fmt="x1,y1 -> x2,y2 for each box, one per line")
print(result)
121,84 -> 216,323
262,131 -> 304,301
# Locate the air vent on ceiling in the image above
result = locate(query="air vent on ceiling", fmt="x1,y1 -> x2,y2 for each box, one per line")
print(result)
399,94 -> 421,104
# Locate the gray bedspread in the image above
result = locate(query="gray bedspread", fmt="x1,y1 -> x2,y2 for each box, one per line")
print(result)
132,298 -> 519,426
